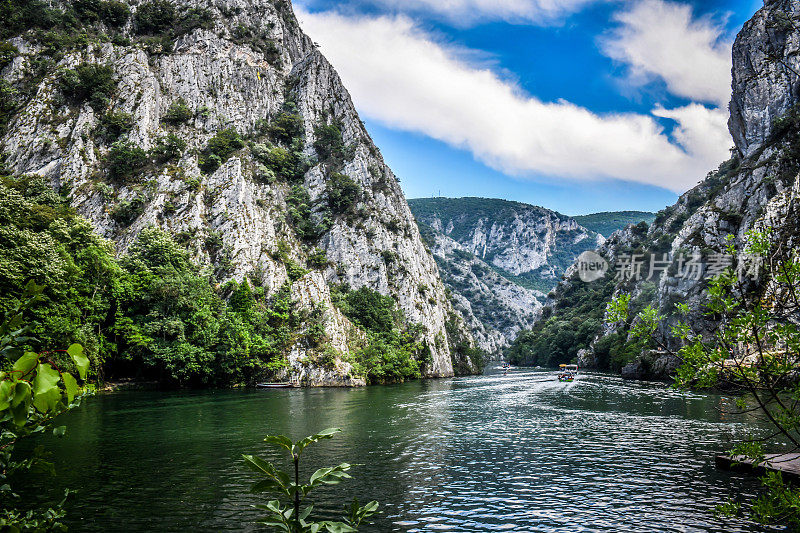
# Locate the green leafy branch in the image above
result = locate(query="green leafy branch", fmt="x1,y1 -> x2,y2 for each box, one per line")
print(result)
242,428 -> 378,532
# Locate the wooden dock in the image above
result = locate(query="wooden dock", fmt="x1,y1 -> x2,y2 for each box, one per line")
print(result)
716,453 -> 800,482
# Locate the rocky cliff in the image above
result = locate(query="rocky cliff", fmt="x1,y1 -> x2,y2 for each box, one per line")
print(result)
514,0 -> 800,379
416,221 -> 542,355
0,0 -> 478,383
409,198 -> 604,293
409,197 -> 603,354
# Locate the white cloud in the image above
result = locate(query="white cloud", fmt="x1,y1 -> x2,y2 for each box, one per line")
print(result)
297,8 -> 732,192
345,0 -> 603,26
601,0 -> 732,106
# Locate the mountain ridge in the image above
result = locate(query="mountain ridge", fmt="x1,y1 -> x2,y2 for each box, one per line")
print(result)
0,0 -> 479,384
408,196 -> 604,354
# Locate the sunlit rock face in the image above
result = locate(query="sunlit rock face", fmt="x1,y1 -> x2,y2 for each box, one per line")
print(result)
409,198 -> 603,355
729,0 -> 800,157
0,0 -> 478,383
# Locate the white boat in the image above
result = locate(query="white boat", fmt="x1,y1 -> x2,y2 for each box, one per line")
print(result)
558,364 -> 578,382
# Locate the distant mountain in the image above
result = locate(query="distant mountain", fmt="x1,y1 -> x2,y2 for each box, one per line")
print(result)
409,197 -> 602,354
572,211 -> 657,238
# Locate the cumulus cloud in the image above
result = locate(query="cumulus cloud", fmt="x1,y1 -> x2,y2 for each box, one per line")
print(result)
601,0 -> 733,106
297,7 -> 732,192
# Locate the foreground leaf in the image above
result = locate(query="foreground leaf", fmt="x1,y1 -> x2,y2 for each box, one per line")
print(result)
67,344 -> 89,380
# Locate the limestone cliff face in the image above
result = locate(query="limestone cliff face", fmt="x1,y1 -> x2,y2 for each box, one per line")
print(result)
410,197 -> 602,354
417,222 -> 542,355
409,198 -> 603,290
546,0 -> 800,378
729,0 -> 800,157
0,0 -> 477,382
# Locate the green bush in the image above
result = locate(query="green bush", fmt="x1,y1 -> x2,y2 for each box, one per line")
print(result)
251,142 -> 308,182
0,0 -> 72,40
152,133 -> 186,162
162,98 -> 193,125
199,127 -> 244,173
134,0 -> 176,35
59,63 -> 116,110
286,185 -> 325,241
73,0 -> 130,26
0,79 -> 18,133
307,248 -> 327,269
253,163 -> 275,184
265,105 -> 304,145
172,7 -> 214,37
229,279 -> 255,313
0,41 -> 18,70
106,140 -> 148,181
326,172 -> 360,214
341,286 -> 396,334
94,110 -> 133,143
111,196 -> 145,225
313,122 -> 345,162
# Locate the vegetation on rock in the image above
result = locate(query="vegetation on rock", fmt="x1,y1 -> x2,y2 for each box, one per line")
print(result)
612,229 -> 800,527
0,284 -> 90,531
199,127 -> 244,173
59,63 -> 116,111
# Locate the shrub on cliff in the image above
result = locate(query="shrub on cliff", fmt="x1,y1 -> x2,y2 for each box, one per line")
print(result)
162,98 -> 193,125
199,127 -> 244,173
106,140 -> 148,181
134,0 -> 176,35
326,172 -> 360,214
313,121 -> 345,163
60,63 -> 116,110
94,110 -> 133,143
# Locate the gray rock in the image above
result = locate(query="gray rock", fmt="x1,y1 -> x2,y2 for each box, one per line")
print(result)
620,362 -> 645,380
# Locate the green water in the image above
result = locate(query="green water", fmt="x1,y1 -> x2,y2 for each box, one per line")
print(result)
27,369 -> 780,531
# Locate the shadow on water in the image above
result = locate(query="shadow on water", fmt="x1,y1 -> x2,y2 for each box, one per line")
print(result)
22,368 -> 781,532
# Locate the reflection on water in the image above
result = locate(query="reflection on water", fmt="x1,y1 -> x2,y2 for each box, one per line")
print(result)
26,368 -> 780,532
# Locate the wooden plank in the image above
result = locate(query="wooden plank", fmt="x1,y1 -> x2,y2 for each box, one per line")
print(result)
716,453 -> 800,482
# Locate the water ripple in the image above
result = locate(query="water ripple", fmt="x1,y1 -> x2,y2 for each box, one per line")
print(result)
21,369 -> 781,532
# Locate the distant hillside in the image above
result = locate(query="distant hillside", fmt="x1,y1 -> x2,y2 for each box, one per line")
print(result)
409,197 -> 602,292
409,197 -> 602,354
573,211 -> 656,237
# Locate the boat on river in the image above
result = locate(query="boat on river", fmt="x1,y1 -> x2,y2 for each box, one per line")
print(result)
256,382 -> 294,388
558,364 -> 578,382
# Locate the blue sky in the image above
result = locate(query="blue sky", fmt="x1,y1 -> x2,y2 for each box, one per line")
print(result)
295,0 -> 763,215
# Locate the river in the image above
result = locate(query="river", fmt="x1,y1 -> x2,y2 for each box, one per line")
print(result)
27,368 -> 780,532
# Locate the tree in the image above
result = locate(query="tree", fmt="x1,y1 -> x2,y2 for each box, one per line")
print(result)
611,228 -> 800,527
326,173 -> 360,215
242,428 -> 378,532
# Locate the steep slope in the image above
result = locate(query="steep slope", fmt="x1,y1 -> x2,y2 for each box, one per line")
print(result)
0,0 -> 478,384
409,197 -> 604,293
573,211 -> 656,239
409,197 -> 602,354
509,0 -> 800,377
416,222 -> 542,355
